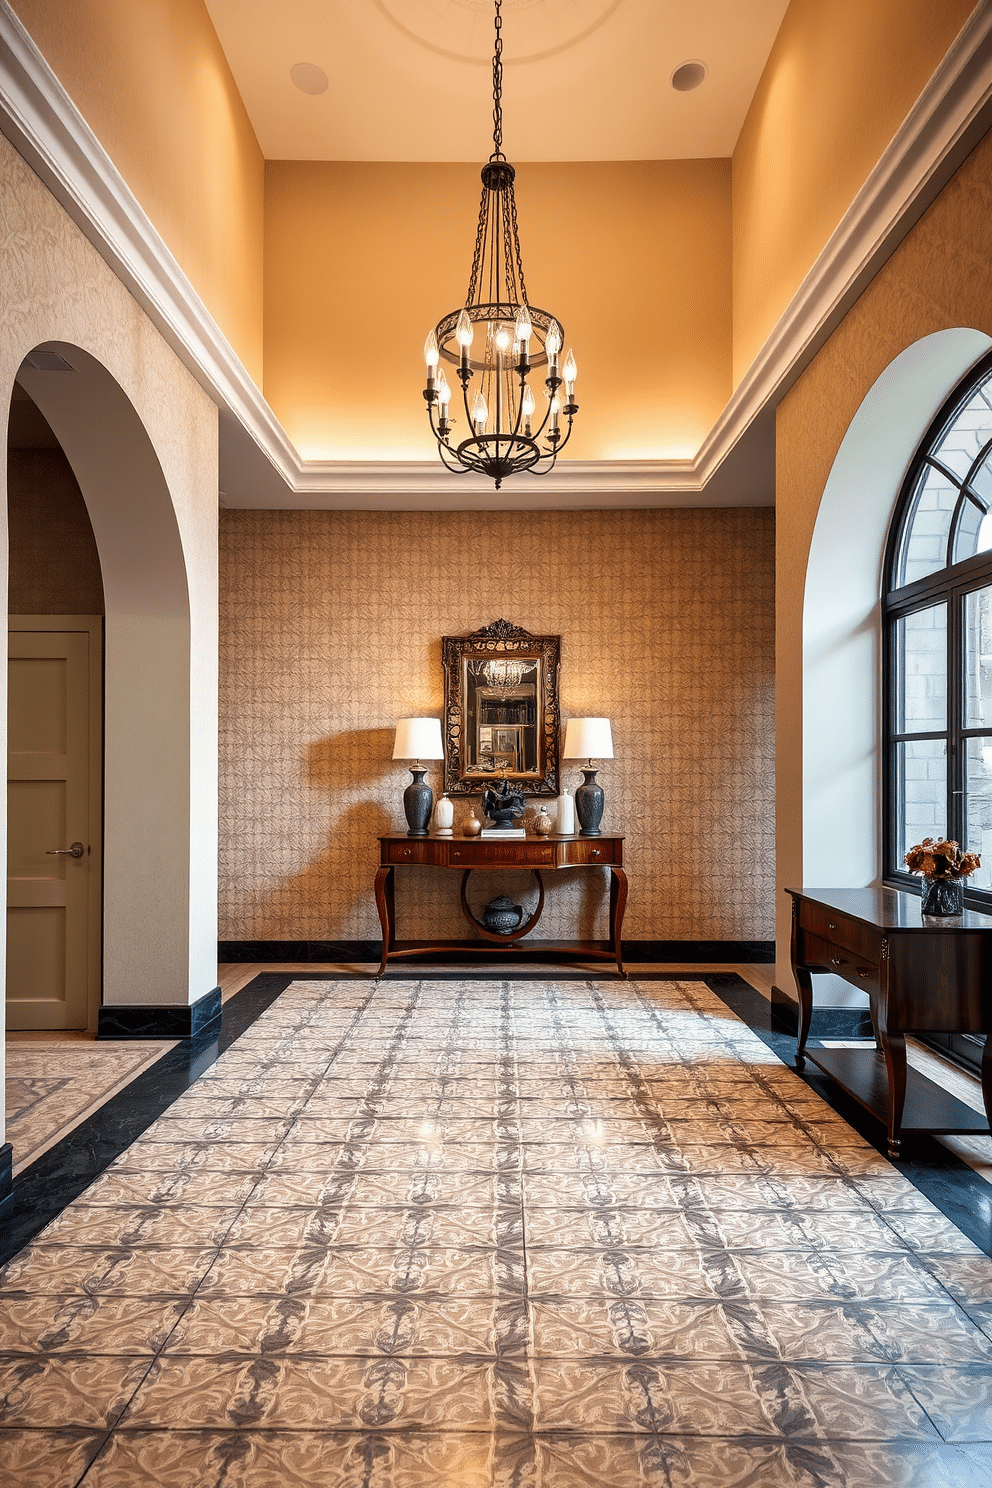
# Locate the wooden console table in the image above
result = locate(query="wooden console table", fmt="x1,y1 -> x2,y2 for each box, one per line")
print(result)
788,885 -> 992,1158
375,832 -> 627,978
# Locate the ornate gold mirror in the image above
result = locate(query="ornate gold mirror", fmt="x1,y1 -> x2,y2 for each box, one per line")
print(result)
442,620 -> 560,797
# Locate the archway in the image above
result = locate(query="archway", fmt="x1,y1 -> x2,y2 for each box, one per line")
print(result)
796,327 -> 992,1005
12,343 -> 210,1025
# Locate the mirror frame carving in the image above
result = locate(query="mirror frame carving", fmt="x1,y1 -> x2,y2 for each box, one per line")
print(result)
442,620 -> 561,797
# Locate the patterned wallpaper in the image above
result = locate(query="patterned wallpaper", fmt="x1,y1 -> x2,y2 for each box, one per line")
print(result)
218,507 -> 775,945
7,448 -> 104,615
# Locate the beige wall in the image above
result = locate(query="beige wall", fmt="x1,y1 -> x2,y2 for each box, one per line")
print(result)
10,0 -> 265,383
219,507 -> 775,947
732,0 -> 975,386
263,159 -> 732,463
775,126 -> 992,995
7,448 -> 103,614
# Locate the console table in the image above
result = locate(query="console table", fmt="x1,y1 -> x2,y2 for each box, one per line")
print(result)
788,886 -> 992,1158
375,832 -> 627,978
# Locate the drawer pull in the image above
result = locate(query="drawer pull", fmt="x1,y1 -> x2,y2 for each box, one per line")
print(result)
856,968 -> 872,979
592,849 -> 601,858
828,922 -> 837,930
453,852 -> 461,860
830,957 -> 842,966
403,848 -> 411,858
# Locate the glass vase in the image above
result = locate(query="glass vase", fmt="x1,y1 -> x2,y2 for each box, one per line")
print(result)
920,875 -> 964,916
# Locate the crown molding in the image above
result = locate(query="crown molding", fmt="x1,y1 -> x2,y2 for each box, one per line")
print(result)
2,0 -> 991,507
694,0 -> 992,488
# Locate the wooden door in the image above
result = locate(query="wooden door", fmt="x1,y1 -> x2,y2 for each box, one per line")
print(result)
6,627 -> 97,1029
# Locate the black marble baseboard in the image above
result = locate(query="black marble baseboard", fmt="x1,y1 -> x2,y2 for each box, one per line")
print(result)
219,939 -> 775,964
0,1143 -> 12,1225
770,984 -> 874,1039
97,985 -> 222,1040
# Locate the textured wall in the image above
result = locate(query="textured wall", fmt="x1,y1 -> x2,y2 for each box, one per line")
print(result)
7,449 -> 103,615
775,125 -> 992,992
219,507 -> 775,945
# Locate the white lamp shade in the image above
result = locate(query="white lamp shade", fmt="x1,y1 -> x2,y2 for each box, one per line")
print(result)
563,717 -> 614,760
392,716 -> 444,761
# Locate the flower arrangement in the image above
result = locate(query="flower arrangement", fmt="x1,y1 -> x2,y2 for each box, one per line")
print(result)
904,837 -> 980,881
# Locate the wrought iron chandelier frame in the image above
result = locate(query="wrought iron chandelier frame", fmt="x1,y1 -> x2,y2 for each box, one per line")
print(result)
422,0 -> 578,490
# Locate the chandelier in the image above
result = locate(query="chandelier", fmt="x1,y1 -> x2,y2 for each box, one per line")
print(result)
483,658 -> 527,696
422,0 -> 578,490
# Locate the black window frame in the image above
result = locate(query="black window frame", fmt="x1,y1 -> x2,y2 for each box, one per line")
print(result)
883,348 -> 992,909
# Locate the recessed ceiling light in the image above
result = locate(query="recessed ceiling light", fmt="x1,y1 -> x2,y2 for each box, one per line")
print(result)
290,62 -> 329,96
671,60 -> 707,92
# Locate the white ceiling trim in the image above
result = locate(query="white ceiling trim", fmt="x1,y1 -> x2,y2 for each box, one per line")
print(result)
1,0 -> 991,507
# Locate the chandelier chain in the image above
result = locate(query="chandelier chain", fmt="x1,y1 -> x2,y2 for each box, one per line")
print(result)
508,186 -> 529,309
491,0 -> 504,160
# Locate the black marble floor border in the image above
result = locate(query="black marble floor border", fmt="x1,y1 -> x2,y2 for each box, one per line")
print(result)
0,973 -> 296,1268
704,973 -> 992,1258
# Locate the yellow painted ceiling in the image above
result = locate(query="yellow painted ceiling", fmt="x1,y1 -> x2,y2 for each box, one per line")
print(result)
203,0 -> 791,161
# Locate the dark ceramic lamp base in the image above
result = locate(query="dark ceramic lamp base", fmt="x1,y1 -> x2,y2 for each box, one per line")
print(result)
404,766 -> 434,836
575,767 -> 605,836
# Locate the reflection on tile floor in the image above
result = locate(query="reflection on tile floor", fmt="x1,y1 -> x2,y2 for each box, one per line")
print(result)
3,977 -> 992,1485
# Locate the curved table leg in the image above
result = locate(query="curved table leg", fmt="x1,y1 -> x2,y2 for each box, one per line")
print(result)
981,1033 -> 992,1136
374,865 -> 394,979
610,867 -> 628,978
793,963 -> 814,1069
877,1015 -> 907,1161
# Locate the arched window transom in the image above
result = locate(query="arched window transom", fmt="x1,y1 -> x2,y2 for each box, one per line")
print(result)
886,352 -> 992,901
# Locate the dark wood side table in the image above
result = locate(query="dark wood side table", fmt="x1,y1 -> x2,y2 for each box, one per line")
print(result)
788,885 -> 992,1158
375,832 -> 627,979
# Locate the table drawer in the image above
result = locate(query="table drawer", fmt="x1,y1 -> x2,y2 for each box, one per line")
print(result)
798,900 -> 880,961
383,839 -> 446,866
449,841 -> 556,867
560,839 -> 620,866
802,931 -> 879,994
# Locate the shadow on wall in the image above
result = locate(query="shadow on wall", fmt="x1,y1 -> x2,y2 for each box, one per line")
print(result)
307,726 -> 396,789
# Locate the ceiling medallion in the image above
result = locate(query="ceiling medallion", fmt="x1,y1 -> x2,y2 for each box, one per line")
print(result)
421,0 -> 579,490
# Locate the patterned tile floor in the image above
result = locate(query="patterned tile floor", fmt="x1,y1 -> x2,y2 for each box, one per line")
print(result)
2,976 -> 992,1486
5,1039 -> 178,1176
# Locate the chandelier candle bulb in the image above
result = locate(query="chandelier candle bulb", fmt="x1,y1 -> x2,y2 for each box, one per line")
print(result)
563,349 -> 577,395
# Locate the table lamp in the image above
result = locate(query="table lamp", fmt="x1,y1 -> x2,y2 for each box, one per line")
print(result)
393,717 -> 444,836
563,717 -> 614,837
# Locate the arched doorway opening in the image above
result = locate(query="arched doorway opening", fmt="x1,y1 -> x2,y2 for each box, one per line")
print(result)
6,372 -> 105,1029
8,342 -> 213,1027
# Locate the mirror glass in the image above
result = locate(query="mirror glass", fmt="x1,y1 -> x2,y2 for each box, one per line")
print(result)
442,621 -> 560,797
462,655 -> 541,777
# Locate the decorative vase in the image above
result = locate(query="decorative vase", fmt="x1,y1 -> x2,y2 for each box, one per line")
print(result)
434,794 -> 454,836
575,767 -> 605,836
483,894 -> 523,934
921,875 -> 965,916
403,767 -> 433,837
556,791 -> 575,835
463,809 -> 482,837
534,805 -> 554,837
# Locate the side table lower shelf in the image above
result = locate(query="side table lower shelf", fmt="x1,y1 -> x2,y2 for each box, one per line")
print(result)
805,1045 -> 991,1138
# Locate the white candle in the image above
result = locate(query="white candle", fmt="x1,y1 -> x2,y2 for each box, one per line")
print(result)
556,790 -> 575,835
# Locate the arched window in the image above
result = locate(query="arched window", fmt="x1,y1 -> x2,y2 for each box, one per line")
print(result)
885,349 -> 992,903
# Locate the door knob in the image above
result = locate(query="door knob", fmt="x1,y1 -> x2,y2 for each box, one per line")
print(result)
47,842 -> 85,859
